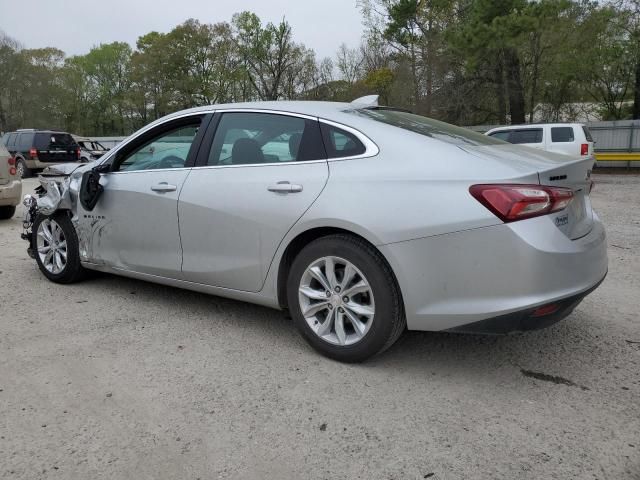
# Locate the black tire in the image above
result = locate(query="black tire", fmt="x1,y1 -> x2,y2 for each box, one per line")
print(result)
16,158 -> 31,178
0,205 -> 16,219
287,234 -> 405,363
32,212 -> 85,284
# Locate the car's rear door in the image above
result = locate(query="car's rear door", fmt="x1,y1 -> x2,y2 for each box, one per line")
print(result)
178,111 -> 329,292
78,113 -> 211,277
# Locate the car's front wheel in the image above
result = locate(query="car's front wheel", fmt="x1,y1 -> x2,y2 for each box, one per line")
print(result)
287,234 -> 405,362
33,213 -> 85,284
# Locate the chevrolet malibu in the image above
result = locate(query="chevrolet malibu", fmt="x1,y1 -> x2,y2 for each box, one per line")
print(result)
21,97 -> 607,362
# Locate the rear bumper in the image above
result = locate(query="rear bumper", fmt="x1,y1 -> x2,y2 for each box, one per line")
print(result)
445,273 -> 606,334
0,180 -> 21,206
379,213 -> 608,332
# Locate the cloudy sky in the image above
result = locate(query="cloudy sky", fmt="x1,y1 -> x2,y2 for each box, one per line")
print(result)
0,0 -> 365,59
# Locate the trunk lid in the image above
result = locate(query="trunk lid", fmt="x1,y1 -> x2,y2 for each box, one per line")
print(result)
461,144 -> 595,240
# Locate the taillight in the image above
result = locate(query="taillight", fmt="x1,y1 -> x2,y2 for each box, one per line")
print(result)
7,157 -> 15,166
29,148 -> 37,159
76,147 -> 81,160
580,143 -> 588,156
469,184 -> 574,222
9,167 -> 17,176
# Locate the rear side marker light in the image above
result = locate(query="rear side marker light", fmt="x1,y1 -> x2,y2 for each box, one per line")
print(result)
580,143 -> 588,156
469,184 -> 574,222
531,303 -> 561,318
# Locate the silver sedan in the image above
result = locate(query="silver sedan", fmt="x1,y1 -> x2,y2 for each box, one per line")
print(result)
21,97 -> 608,362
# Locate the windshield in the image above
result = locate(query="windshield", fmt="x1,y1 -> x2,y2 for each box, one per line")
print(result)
351,108 -> 505,147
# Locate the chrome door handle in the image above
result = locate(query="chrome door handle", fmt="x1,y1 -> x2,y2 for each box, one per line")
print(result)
151,182 -> 177,193
267,181 -> 303,194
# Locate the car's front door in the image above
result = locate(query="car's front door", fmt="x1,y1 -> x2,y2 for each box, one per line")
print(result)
178,111 -> 329,292
78,114 -> 210,277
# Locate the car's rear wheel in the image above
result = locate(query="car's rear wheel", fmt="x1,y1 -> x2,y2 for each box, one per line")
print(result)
33,213 -> 85,284
15,158 -> 30,178
287,234 -> 405,362
0,206 -> 16,220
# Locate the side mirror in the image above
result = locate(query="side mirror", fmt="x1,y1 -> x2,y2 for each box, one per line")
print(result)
79,164 -> 109,211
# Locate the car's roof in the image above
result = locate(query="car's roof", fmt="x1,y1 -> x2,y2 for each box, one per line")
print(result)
160,101 -> 366,128
11,129 -> 72,134
172,101 -> 352,117
486,123 -> 585,132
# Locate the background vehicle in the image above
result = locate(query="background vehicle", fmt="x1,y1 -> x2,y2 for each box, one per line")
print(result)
21,99 -> 607,362
0,142 -> 21,219
1,129 -> 80,178
485,123 -> 594,159
74,136 -> 110,162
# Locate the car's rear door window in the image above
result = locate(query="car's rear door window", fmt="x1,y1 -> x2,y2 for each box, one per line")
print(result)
582,126 -> 593,142
5,133 -> 16,148
509,129 -> 543,144
207,112 -> 325,166
551,127 -> 575,143
17,133 -> 33,150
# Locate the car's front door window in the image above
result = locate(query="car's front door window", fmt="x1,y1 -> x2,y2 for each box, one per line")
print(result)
117,123 -> 201,172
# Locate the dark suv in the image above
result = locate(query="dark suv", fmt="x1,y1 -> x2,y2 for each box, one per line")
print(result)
1,129 -> 80,178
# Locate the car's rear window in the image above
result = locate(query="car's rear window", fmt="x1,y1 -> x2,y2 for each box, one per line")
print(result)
551,127 -> 575,143
351,108 -> 505,146
35,132 -> 76,149
582,126 -> 593,142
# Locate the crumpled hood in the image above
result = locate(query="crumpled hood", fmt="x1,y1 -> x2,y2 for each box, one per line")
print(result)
40,161 -> 97,177
37,163 -> 96,214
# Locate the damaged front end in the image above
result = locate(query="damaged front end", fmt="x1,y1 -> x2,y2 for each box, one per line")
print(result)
21,162 -> 104,258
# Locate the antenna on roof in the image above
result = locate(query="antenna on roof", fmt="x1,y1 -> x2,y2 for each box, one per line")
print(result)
350,95 -> 379,108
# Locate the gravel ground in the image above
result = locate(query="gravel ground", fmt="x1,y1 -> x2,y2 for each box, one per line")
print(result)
0,174 -> 639,480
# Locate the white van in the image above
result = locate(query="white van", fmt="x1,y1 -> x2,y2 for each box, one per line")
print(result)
485,123 -> 595,159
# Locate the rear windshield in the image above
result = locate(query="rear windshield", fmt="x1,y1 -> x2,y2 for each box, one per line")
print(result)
351,108 -> 504,146
35,132 -> 76,149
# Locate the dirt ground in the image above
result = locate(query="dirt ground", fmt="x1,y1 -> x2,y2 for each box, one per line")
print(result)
0,173 -> 638,480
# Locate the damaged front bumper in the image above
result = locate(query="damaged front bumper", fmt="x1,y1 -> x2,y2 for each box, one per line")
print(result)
21,163 -> 88,258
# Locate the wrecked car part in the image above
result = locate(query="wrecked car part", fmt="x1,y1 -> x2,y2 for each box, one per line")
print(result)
79,168 -> 105,211
21,162 -> 92,257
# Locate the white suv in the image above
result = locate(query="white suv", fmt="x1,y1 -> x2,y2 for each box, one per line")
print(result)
0,142 -> 21,219
485,123 -> 594,159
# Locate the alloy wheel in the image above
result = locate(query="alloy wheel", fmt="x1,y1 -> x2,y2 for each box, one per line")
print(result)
36,218 -> 68,274
298,256 -> 375,346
